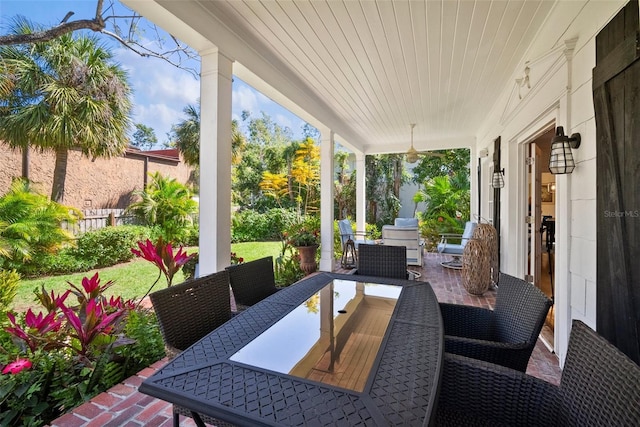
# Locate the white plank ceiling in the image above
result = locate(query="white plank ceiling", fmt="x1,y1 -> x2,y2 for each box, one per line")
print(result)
150,0 -> 557,154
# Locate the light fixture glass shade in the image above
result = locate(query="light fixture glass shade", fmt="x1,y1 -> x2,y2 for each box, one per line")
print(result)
406,123 -> 418,163
406,146 -> 419,163
491,170 -> 504,188
549,140 -> 575,174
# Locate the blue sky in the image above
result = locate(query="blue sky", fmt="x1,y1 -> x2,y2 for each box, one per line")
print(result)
0,0 -> 308,145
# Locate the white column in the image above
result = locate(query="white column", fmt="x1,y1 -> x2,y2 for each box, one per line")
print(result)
469,145 -> 479,220
319,128 -> 335,272
198,49 -> 233,275
355,152 -> 366,233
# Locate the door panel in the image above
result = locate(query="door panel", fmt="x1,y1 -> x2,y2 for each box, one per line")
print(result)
593,0 -> 640,364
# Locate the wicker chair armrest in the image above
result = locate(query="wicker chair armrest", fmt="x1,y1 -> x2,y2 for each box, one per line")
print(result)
440,303 -> 494,339
436,353 -> 560,426
444,335 -> 532,371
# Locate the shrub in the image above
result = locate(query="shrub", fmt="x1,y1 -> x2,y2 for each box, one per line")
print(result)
0,273 -> 164,426
19,248 -> 94,277
116,308 -> 165,375
0,269 -> 19,314
274,240 -> 305,287
0,179 -> 80,272
231,208 -> 298,242
182,252 -> 198,281
73,225 -> 151,268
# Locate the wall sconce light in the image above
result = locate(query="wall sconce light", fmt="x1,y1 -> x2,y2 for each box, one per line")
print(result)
492,168 -> 505,189
549,126 -> 581,174
547,182 -> 556,193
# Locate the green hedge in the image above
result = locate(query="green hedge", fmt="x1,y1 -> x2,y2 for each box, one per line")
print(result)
231,208 -> 299,242
72,225 -> 151,268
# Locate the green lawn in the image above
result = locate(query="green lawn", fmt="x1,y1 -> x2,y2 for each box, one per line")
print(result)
12,241 -> 282,312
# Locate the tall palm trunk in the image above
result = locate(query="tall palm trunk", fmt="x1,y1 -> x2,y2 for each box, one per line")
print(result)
51,146 -> 69,202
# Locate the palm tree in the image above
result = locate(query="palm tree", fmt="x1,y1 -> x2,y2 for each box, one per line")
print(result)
0,18 -> 132,202
173,103 -> 246,167
126,172 -> 198,242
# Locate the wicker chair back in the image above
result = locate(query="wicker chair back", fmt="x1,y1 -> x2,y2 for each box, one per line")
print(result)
356,244 -> 407,279
440,273 -> 552,372
436,320 -> 640,426
559,320 -> 640,425
492,274 -> 552,345
225,256 -> 278,307
150,271 -> 231,358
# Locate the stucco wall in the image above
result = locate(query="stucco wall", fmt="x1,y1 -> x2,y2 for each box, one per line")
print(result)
473,0 -> 626,364
0,143 -> 194,210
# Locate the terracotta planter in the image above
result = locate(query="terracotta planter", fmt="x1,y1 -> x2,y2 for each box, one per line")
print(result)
296,245 -> 318,275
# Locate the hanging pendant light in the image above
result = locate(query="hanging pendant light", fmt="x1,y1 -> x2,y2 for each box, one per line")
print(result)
406,123 -> 418,163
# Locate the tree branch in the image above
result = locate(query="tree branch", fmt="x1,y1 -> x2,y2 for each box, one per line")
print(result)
0,19 -> 105,45
0,0 -> 198,76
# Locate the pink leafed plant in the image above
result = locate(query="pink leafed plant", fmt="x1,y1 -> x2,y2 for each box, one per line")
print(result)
59,298 -> 127,357
2,358 -> 33,375
132,237 -> 195,305
5,310 -> 65,352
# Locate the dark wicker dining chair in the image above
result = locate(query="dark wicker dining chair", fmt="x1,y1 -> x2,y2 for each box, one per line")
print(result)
435,320 -> 640,426
355,243 -> 409,279
225,256 -> 279,311
440,273 -> 552,371
149,271 -> 236,427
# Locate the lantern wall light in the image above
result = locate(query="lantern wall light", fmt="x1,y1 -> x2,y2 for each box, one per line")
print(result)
492,168 -> 505,189
549,126 -> 581,174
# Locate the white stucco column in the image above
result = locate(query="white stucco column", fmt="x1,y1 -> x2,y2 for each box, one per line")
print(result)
319,128 -> 335,272
198,49 -> 233,275
355,152 -> 366,233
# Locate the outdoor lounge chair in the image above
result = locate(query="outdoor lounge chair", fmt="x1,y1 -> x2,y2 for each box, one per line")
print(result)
435,320 -> 640,426
437,221 -> 477,269
381,224 -> 424,266
440,273 -> 552,372
149,271 -> 235,427
394,217 -> 419,227
225,256 -> 279,311
338,218 -> 374,249
354,243 -> 411,279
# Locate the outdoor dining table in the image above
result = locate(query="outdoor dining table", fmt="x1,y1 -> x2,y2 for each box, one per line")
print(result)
139,272 -> 444,426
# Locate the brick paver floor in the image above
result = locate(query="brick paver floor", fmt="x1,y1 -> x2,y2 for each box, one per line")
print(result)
49,252 -> 560,426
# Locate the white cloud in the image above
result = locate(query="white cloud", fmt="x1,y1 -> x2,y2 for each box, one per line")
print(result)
115,46 -> 200,140
132,103 -> 185,143
233,84 -> 259,115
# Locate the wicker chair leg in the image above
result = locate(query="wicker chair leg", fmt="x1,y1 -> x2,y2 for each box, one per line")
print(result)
173,410 -> 179,427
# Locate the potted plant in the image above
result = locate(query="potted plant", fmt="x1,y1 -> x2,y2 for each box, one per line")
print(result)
286,224 -> 320,275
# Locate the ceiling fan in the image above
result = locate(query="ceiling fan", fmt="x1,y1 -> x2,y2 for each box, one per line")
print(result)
405,123 -> 444,163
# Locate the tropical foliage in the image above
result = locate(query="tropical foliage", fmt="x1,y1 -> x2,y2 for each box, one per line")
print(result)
285,215 -> 320,247
126,172 -> 198,243
0,273 -> 164,426
334,150 -> 356,220
0,179 -> 80,273
365,154 -> 407,227
413,152 -> 471,249
0,18 -> 132,202
260,137 -> 320,215
0,269 -> 20,315
131,237 -> 194,298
